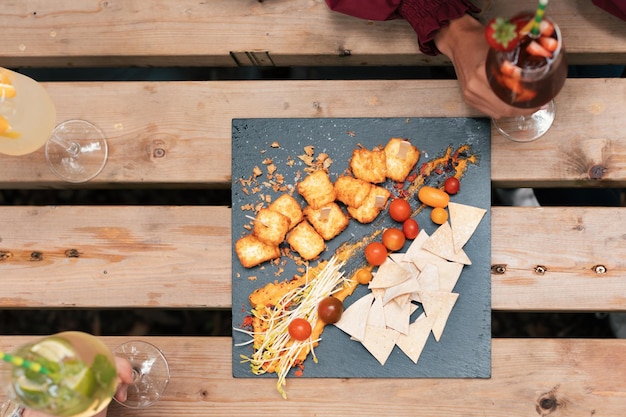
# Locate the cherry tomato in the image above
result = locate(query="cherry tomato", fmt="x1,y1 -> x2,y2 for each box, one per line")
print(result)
318,296 -> 344,324
402,218 -> 419,240
430,207 -> 449,225
382,227 -> 406,251
444,177 -> 460,195
388,199 -> 411,222
417,186 -> 450,208
364,241 -> 387,266
288,318 -> 312,341
355,267 -> 373,284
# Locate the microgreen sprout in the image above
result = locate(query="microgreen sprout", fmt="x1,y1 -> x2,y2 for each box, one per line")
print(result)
234,256 -> 350,399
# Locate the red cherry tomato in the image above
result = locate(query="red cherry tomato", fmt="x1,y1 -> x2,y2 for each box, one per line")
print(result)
318,296 -> 344,324
444,177 -> 460,195
364,242 -> 387,266
288,318 -> 312,341
402,218 -> 419,240
382,228 -> 406,252
388,199 -> 411,222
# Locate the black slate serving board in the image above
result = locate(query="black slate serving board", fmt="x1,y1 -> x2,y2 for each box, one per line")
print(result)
232,117 -> 491,379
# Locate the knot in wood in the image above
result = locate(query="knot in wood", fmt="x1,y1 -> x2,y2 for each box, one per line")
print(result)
593,264 -> 607,274
339,49 -> 352,57
534,265 -> 547,275
30,251 -> 43,261
65,249 -> 80,258
0,251 -> 12,261
540,397 -> 557,411
153,148 -> 166,158
588,165 -> 607,180
491,264 -> 507,274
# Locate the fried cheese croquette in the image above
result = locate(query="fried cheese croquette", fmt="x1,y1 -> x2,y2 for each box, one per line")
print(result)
286,220 -> 325,260
268,194 -> 303,230
350,147 -> 387,184
384,138 -> 420,182
253,208 -> 291,246
347,184 -> 391,223
334,175 -> 373,209
297,170 -> 336,210
303,202 -> 350,241
235,234 -> 281,268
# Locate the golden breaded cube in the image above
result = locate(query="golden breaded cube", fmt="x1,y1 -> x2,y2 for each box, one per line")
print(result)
269,194 -> 303,230
304,202 -> 349,241
334,176 -> 373,209
252,208 -> 290,246
347,185 -> 391,223
297,170 -> 336,210
235,234 -> 281,268
350,147 -> 387,184
384,138 -> 420,182
286,220 -> 325,261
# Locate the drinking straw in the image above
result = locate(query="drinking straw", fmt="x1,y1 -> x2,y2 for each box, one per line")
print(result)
1,351 -> 51,375
530,0 -> 549,37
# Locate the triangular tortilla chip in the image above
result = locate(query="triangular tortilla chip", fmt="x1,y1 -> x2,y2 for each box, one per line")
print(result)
431,292 -> 459,342
417,263 -> 440,294
418,290 -> 448,319
369,257 -> 412,289
366,296 -> 387,329
448,202 -> 486,253
383,299 -> 411,335
396,313 -> 435,363
422,222 -> 471,265
361,325 -> 399,366
334,292 -> 374,342
435,261 -> 464,293
382,275 -> 420,305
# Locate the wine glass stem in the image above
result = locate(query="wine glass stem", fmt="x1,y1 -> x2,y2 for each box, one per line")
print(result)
51,134 -> 80,156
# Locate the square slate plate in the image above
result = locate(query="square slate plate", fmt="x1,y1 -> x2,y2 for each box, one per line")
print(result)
232,117 -> 491,379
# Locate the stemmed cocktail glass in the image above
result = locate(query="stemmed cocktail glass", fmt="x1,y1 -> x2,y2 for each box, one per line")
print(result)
485,0 -> 568,142
0,68 -> 108,182
0,332 -> 170,416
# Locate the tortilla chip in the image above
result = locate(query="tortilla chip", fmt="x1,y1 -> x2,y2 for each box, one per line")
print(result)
334,292 -> 374,342
368,257 -> 412,289
396,313 -> 435,364
366,296 -> 387,329
360,325 -> 399,365
422,222 -> 472,265
448,202 -> 486,253
383,299 -> 411,335
431,292 -> 459,342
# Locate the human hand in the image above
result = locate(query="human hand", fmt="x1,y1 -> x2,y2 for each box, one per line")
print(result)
23,356 -> 133,417
434,14 -> 541,119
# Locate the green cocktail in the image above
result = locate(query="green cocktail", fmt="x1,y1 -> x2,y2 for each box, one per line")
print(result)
2,332 -> 117,417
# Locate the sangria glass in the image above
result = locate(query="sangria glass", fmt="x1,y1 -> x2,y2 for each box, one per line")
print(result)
0,68 -> 108,182
0,332 -> 170,416
486,13 -> 568,142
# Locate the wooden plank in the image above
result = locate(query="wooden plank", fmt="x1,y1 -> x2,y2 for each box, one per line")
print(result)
0,78 -> 624,188
1,0 -> 625,68
0,336 -> 625,416
0,206 -> 231,309
1,206 -> 624,311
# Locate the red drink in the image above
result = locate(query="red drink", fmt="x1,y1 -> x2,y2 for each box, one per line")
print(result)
486,14 -> 567,109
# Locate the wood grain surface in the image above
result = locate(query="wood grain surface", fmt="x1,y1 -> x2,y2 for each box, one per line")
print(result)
0,336 -> 624,416
0,78 -> 624,188
1,205 -> 624,311
1,0 -> 625,67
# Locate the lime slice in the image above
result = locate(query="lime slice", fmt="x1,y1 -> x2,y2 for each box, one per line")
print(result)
64,366 -> 96,398
16,375 -> 48,396
31,337 -> 76,362
15,374 -> 49,408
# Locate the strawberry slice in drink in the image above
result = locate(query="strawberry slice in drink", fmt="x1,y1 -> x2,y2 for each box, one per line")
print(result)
527,40 -> 552,58
539,36 -> 558,53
